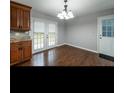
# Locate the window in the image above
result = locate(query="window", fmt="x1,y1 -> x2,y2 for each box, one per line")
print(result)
102,19 -> 114,37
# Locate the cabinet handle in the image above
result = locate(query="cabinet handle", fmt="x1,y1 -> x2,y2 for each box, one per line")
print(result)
18,25 -> 22,31
19,25 -> 20,28
19,47 -> 22,50
18,48 -> 20,50
20,26 -> 22,31
19,25 -> 21,31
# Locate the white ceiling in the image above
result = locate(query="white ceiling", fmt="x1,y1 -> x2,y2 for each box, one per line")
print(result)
12,0 -> 114,17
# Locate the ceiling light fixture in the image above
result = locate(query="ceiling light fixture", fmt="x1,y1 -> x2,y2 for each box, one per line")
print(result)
57,0 -> 74,20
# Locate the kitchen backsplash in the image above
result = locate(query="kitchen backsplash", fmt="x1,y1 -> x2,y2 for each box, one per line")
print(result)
10,31 -> 31,40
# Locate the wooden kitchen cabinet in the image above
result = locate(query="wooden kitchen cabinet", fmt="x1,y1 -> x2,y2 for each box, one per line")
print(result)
10,4 -> 20,30
10,40 -> 32,66
22,41 -> 32,61
10,43 -> 21,65
21,9 -> 31,31
10,1 -> 32,31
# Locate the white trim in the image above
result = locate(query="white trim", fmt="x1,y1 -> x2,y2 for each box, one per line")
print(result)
56,43 -> 66,47
97,16 -> 100,53
32,43 -> 98,54
64,43 -> 98,53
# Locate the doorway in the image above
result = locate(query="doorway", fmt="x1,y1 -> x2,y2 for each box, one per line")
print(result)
32,18 -> 57,53
97,15 -> 114,60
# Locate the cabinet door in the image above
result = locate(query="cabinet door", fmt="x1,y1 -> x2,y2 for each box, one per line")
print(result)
10,4 -> 20,30
22,41 -> 32,61
23,46 -> 32,61
10,1 -> 31,31
21,9 -> 31,31
10,45 -> 20,64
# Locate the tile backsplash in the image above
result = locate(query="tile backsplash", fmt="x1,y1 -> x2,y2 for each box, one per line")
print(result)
10,31 -> 31,40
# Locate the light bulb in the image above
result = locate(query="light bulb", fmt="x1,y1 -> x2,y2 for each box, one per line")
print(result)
57,13 -> 64,19
68,11 -> 74,18
59,16 -> 64,19
62,11 -> 66,17
65,15 -> 70,20
57,10 -> 74,20
57,13 -> 61,17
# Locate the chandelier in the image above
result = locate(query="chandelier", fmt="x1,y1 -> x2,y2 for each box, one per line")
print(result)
57,0 -> 74,20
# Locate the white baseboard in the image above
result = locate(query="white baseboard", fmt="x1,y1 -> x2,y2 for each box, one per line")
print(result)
64,43 -> 98,53
33,43 -> 97,54
56,43 -> 66,47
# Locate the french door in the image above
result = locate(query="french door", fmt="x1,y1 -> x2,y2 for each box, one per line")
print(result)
32,18 -> 57,53
97,15 -> 114,57
47,23 -> 57,49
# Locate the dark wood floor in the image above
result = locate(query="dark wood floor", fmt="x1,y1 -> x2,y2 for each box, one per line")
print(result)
17,45 -> 114,66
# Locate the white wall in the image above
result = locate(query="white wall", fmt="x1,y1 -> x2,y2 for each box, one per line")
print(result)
65,9 -> 114,52
31,9 -> 65,45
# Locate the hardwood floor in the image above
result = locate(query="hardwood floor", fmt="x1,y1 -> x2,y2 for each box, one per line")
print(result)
16,45 -> 113,66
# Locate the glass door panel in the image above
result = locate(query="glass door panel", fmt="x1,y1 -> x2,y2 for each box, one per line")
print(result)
48,24 -> 56,48
33,20 -> 45,52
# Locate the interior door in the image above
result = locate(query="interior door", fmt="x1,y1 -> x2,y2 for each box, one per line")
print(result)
98,15 -> 114,57
47,23 -> 57,49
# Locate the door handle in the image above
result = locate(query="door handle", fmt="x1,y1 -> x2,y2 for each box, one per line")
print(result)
99,35 -> 102,39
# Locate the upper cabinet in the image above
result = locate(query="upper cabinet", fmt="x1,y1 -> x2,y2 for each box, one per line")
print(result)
10,1 -> 32,31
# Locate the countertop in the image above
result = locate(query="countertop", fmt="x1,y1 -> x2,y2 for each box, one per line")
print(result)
10,39 -> 32,43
